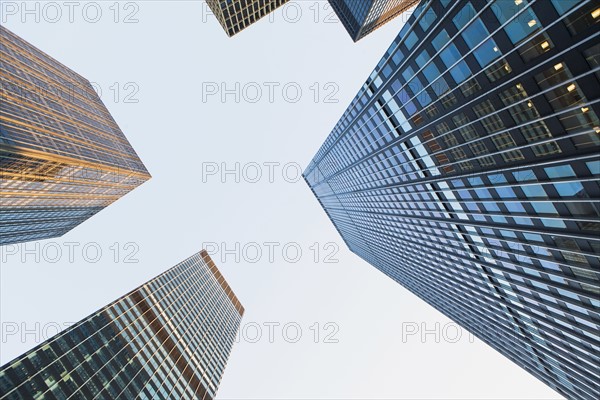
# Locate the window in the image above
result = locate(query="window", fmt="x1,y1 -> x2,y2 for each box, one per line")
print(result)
554,182 -> 584,197
405,31 -> 418,51
424,65 -> 450,96
561,2 -> 600,35
453,113 -> 478,141
521,185 -> 547,198
492,1 -> 541,45
485,59 -> 513,82
454,4 -> 501,67
433,30 -> 472,84
535,64 -> 600,148
550,0 -> 579,15
473,100 -> 505,134
498,83 -> 563,156
419,7 -> 437,31
460,77 -> 481,97
544,165 -> 576,179
518,33 -> 554,63
440,91 -> 458,109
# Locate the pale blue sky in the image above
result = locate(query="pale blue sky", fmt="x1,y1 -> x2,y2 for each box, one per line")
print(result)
0,1 -> 561,398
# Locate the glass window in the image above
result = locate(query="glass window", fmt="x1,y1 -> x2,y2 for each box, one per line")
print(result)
459,77 -> 481,97
402,66 -> 415,83
496,186 -> 517,198
513,170 -> 537,182
542,217 -> 567,229
453,2 -> 477,27
544,165 -> 576,179
441,45 -> 472,83
454,4 -> 501,67
415,50 -> 430,69
553,182 -> 584,197
423,64 -> 450,96
587,161 -> 600,175
488,173 -> 507,184
405,31 -> 418,51
550,0 -> 579,15
392,50 -> 404,66
474,100 -> 505,133
492,1 -> 541,44
506,202 -> 526,213
522,185 -> 547,198
531,202 -> 558,215
491,132 -> 516,149
433,27 -> 469,82
432,29 -> 450,51
419,8 -> 437,31
485,59 -> 513,82
561,2 -> 600,36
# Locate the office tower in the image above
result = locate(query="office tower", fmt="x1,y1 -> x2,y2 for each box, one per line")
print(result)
0,26 -> 150,246
328,0 -> 419,41
0,250 -> 244,399
206,0 -> 289,37
304,0 -> 600,398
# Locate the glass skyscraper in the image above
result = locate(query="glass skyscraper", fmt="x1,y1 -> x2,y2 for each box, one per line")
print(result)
304,0 -> 599,398
206,0 -> 289,37
0,26 -> 151,246
0,250 -> 244,399
328,0 -> 419,41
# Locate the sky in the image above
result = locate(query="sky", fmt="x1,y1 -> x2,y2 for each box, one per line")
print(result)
0,1 -> 563,399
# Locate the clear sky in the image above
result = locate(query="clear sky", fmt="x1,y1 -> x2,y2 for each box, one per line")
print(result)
1,1 -> 562,398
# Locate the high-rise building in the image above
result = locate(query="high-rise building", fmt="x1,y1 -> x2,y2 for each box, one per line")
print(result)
328,0 -> 419,41
304,0 -> 600,398
0,250 -> 244,399
0,26 -> 151,246
206,0 -> 289,37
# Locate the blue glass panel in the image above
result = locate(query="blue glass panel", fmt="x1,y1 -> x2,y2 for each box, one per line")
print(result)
419,8 -> 437,31
544,165 -> 576,179
496,186 -> 518,198
550,0 -> 579,15
488,174 -> 508,184
453,3 -> 477,28
450,64 -> 471,83
492,1 -> 540,44
405,31 -> 418,50
531,202 -> 558,215
587,161 -> 600,175
416,50 -> 430,68
542,218 -> 567,229
553,182 -> 584,197
522,185 -> 547,198
432,30 -> 450,51
506,202 -> 526,212
461,19 -> 501,67
392,50 -> 404,66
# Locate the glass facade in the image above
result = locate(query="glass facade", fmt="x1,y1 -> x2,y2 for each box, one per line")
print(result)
0,250 -> 244,400
328,0 -> 419,41
0,26 -> 151,246
206,0 -> 289,37
304,1 -> 600,398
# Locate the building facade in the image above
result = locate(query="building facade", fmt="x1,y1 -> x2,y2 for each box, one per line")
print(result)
0,250 -> 244,399
206,0 -> 289,37
328,0 -> 419,41
0,26 -> 151,246
304,0 -> 599,398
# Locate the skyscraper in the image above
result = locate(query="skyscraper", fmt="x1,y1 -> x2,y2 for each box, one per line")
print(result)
206,0 -> 289,37
0,26 -> 151,246
0,250 -> 244,399
304,0 -> 600,398
328,0 -> 419,41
